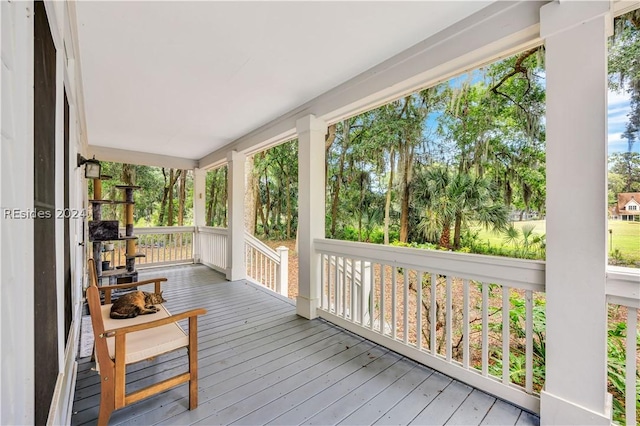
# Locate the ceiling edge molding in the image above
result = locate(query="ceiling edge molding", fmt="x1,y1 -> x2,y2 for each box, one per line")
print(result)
88,146 -> 198,170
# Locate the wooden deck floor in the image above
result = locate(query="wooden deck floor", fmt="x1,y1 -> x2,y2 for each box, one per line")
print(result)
72,264 -> 540,426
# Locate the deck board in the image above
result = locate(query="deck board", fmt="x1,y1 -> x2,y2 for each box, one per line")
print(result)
303,356 -> 415,425
71,264 -> 540,426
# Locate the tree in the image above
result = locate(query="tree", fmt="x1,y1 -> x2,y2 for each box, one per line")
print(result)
610,10 -> 640,154
245,155 -> 257,235
413,165 -> 508,249
205,166 -> 227,227
177,170 -> 187,226
609,152 -> 640,192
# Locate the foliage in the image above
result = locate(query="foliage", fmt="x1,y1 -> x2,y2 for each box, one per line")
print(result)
412,165 -> 509,248
390,240 -> 438,251
609,152 -> 640,193
253,140 -> 299,239
89,161 -> 192,226
607,307 -> 640,425
501,224 -> 546,259
205,166 -> 227,227
322,48 -> 545,251
609,11 -> 640,156
487,293 -> 546,391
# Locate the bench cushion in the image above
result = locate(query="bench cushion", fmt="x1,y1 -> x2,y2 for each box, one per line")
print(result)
100,303 -> 189,365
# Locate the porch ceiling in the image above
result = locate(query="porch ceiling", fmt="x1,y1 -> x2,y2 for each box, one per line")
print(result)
75,1 -> 493,164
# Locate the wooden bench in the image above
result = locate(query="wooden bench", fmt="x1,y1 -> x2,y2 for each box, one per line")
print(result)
86,258 -> 206,425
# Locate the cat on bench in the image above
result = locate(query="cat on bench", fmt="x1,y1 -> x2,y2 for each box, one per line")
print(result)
110,291 -> 166,319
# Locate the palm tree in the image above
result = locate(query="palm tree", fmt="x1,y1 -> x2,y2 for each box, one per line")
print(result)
413,165 -> 508,249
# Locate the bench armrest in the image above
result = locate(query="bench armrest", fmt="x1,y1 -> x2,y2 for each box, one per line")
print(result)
96,277 -> 168,303
103,308 -> 207,337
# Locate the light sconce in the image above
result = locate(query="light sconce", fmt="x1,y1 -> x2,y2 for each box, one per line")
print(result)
77,154 -> 102,179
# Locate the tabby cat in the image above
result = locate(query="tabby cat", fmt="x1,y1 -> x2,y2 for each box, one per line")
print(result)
109,291 -> 167,319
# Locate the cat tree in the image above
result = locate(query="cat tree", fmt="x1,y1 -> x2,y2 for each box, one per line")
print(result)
89,177 -> 143,284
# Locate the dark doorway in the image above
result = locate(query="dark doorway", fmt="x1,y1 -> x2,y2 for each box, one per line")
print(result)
34,1 -> 59,424
64,91 -> 72,341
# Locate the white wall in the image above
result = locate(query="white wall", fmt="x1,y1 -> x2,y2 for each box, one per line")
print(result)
1,1 -> 36,424
1,1 -> 87,423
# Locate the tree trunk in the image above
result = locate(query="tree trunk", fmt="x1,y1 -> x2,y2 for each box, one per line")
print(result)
330,120 -> 349,237
453,213 -> 462,249
159,168 -> 169,225
121,164 -> 136,224
122,164 -> 135,185
177,170 -> 186,226
168,169 -> 175,226
325,124 -> 337,187
244,155 -> 256,235
167,169 -> 181,226
286,173 -> 292,239
358,172 -> 366,242
384,148 -> 396,245
440,221 -> 451,249
206,171 -> 216,226
264,169 -> 271,237
399,137 -> 413,243
222,167 -> 228,227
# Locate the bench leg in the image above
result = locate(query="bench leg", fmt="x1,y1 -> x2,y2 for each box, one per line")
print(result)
189,317 -> 198,410
98,374 -> 115,426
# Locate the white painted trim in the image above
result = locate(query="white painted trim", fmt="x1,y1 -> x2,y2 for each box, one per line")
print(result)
540,391 -> 611,425
227,150 -> 246,281
296,115 -> 327,319
133,225 -> 195,234
46,305 -> 81,426
193,168 -> 206,263
315,239 -> 545,292
88,145 -> 198,170
43,1 -> 64,53
606,266 -> 640,309
199,1 -> 545,168
1,1 -> 36,424
193,168 -> 206,227
55,35 -> 66,374
541,1 -> 611,422
245,231 -> 280,263
540,0 -> 611,39
198,225 -> 228,235
613,0 -> 640,16
65,1 -> 89,151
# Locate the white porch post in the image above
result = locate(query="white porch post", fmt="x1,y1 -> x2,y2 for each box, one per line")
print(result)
192,167 -> 207,263
227,151 -> 246,281
540,1 -> 612,423
296,115 -> 327,319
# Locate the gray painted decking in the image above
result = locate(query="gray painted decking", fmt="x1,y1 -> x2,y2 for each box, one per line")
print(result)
72,264 -> 540,426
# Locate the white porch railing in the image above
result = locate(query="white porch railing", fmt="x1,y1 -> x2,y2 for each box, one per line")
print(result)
196,227 -> 288,297
245,232 -> 288,298
606,267 -> 639,426
315,238 -> 546,414
106,226 -> 195,268
198,226 -> 228,274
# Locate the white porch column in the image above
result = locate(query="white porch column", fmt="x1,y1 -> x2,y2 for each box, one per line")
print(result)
296,115 -> 327,319
192,167 -> 207,263
540,2 -> 612,424
227,151 -> 246,281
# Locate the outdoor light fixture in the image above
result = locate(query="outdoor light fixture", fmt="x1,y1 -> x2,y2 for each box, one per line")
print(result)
77,154 -> 102,179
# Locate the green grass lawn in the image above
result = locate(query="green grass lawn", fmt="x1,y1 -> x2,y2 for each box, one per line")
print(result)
472,220 -> 546,246
607,220 -> 640,263
471,219 -> 640,266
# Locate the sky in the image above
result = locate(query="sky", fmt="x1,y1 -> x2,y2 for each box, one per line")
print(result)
608,89 -> 638,154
